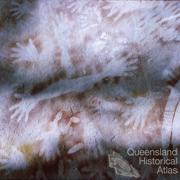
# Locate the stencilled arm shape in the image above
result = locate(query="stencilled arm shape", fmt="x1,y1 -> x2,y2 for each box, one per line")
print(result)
10,56 -> 138,122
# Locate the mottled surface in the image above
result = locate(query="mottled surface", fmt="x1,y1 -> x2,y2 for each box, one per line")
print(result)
0,0 -> 179,179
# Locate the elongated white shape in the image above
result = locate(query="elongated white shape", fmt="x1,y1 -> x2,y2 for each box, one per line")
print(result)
161,81 -> 180,148
172,99 -> 180,145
